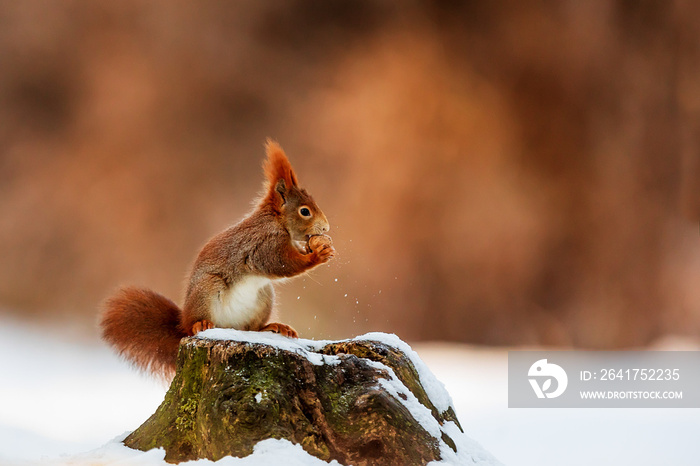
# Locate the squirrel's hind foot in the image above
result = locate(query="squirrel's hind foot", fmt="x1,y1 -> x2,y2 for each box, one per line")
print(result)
260,322 -> 298,338
191,320 -> 215,335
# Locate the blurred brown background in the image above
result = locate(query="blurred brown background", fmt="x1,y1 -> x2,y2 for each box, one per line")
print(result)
0,0 -> 698,347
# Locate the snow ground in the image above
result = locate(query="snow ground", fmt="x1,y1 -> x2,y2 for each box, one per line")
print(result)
0,318 -> 698,465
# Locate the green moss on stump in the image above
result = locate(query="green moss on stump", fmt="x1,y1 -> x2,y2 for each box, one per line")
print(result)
124,335 -> 462,465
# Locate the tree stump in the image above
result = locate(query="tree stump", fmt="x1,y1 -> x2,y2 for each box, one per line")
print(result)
123,330 -> 499,465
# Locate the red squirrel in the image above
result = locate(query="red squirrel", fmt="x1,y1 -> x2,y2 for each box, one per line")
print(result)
99,140 -> 335,378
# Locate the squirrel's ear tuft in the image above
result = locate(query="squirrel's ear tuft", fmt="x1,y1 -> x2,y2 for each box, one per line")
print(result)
263,139 -> 298,191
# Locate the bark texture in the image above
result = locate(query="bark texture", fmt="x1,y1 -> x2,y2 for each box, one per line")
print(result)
124,334 -> 463,465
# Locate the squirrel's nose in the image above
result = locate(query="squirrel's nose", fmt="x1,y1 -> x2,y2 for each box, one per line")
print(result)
318,216 -> 330,234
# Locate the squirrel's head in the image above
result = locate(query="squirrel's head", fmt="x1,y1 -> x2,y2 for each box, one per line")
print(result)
262,140 -> 330,248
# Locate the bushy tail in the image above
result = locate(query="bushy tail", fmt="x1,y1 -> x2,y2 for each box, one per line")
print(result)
100,287 -> 186,379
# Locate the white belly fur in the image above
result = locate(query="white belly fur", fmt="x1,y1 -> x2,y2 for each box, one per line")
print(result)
211,275 -> 272,328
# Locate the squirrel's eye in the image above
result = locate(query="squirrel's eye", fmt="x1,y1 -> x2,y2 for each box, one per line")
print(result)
299,207 -> 312,218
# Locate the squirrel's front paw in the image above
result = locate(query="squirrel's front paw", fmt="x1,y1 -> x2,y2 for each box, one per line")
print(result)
309,234 -> 335,263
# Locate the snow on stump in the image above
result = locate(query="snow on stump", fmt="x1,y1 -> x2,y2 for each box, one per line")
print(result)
123,330 -> 499,465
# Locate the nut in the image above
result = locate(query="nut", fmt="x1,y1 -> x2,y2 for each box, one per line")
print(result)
308,234 -> 332,251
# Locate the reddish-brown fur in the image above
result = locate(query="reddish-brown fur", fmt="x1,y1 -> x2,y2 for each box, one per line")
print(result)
263,140 -> 298,195
99,140 -> 334,379
100,287 -> 185,378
